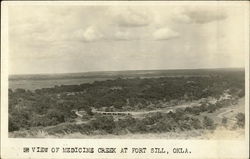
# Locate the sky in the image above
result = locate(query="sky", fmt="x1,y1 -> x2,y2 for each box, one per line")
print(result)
8,3 -> 248,75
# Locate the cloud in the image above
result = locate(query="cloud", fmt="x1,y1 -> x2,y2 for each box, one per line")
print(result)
113,29 -> 145,41
110,8 -> 151,27
82,26 -> 103,42
183,8 -> 227,24
153,27 -> 179,40
114,31 -> 133,40
72,26 -> 103,42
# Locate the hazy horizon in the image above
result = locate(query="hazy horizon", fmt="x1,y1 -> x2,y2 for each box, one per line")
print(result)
9,67 -> 244,76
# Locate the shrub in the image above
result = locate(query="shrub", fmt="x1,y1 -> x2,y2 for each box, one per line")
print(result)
9,110 -> 31,131
207,104 -> 217,113
46,109 -> 65,123
238,89 -> 245,98
221,117 -> 227,127
235,113 -> 245,128
153,121 -> 170,132
133,120 -> 149,133
189,106 -> 201,115
203,116 -> 215,130
190,118 -> 202,129
151,119 -> 177,132
116,116 -> 136,129
178,120 -> 192,131
142,112 -> 164,125
90,115 -> 115,133
9,117 -> 20,132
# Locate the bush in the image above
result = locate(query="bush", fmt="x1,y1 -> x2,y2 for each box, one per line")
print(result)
132,120 -> 149,133
172,108 -> 185,121
151,119 -> 177,132
142,112 -> 164,125
9,110 -> 31,131
190,118 -> 202,129
238,89 -> 245,98
9,117 -> 20,132
188,106 -> 201,115
116,116 -> 136,129
178,120 -> 192,131
46,109 -> 65,123
203,116 -> 215,130
235,113 -> 245,128
207,104 -> 217,113
221,117 -> 227,127
90,115 -> 115,133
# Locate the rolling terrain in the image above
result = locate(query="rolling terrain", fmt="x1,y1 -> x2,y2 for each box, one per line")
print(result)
8,68 -> 245,138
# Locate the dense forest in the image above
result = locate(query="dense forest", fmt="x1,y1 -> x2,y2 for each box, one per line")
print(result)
9,70 -> 245,136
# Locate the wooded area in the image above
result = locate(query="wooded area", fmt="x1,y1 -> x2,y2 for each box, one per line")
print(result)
9,70 -> 245,135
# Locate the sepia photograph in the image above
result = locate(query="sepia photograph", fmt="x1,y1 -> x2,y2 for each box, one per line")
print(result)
5,2 -> 248,140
